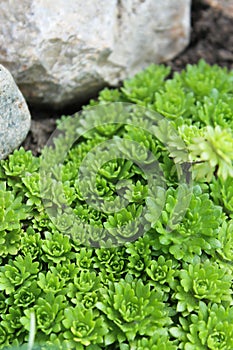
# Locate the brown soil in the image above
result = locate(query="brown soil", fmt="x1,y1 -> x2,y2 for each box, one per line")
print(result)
22,0 -> 233,156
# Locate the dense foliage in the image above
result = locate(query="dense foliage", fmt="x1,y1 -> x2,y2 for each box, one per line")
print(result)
0,60 -> 233,349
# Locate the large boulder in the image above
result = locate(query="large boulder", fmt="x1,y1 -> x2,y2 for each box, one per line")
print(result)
0,65 -> 31,159
0,0 -> 191,109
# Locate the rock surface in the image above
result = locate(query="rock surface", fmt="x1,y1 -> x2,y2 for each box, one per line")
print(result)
0,65 -> 31,159
0,0 -> 191,109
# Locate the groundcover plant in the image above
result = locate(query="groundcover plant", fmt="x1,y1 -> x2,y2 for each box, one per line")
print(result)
0,60 -> 233,349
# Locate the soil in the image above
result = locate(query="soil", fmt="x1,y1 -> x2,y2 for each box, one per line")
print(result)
22,0 -> 233,156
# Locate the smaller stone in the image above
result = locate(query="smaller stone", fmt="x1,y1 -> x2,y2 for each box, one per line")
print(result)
0,64 -> 31,160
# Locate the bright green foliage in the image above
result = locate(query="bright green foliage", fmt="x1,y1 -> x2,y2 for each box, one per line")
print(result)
210,177 -> 233,217
96,276 -> 172,342
171,302 -> 233,350
37,271 -> 65,295
189,125 -> 233,181
126,235 -> 151,278
153,186 -> 222,261
23,294 -> 66,336
174,257 -> 232,315
1,307 -> 25,344
94,247 -> 126,283
67,270 -> 100,308
5,280 -> 41,309
0,147 -> 39,178
120,332 -> 177,350
20,227 -> 42,261
121,64 -> 170,104
216,220 -> 233,263
0,254 -> 39,294
176,59 -> 233,98
104,204 -> 143,242
154,79 -> 195,120
193,90 -> 233,128
0,182 -> 28,257
146,254 -> 178,293
0,182 -> 27,231
22,172 -> 43,211
41,231 -> 74,264
63,305 -> 108,348
0,60 -> 233,349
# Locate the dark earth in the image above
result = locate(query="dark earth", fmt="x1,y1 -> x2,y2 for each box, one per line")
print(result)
22,0 -> 233,156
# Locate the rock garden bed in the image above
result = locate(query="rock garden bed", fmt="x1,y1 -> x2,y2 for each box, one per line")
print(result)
0,0 -> 233,349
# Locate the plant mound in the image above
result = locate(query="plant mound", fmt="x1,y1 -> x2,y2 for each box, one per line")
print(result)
0,60 -> 233,349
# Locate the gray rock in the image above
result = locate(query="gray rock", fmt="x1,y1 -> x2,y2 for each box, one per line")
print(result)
0,64 -> 31,160
0,0 -> 191,109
